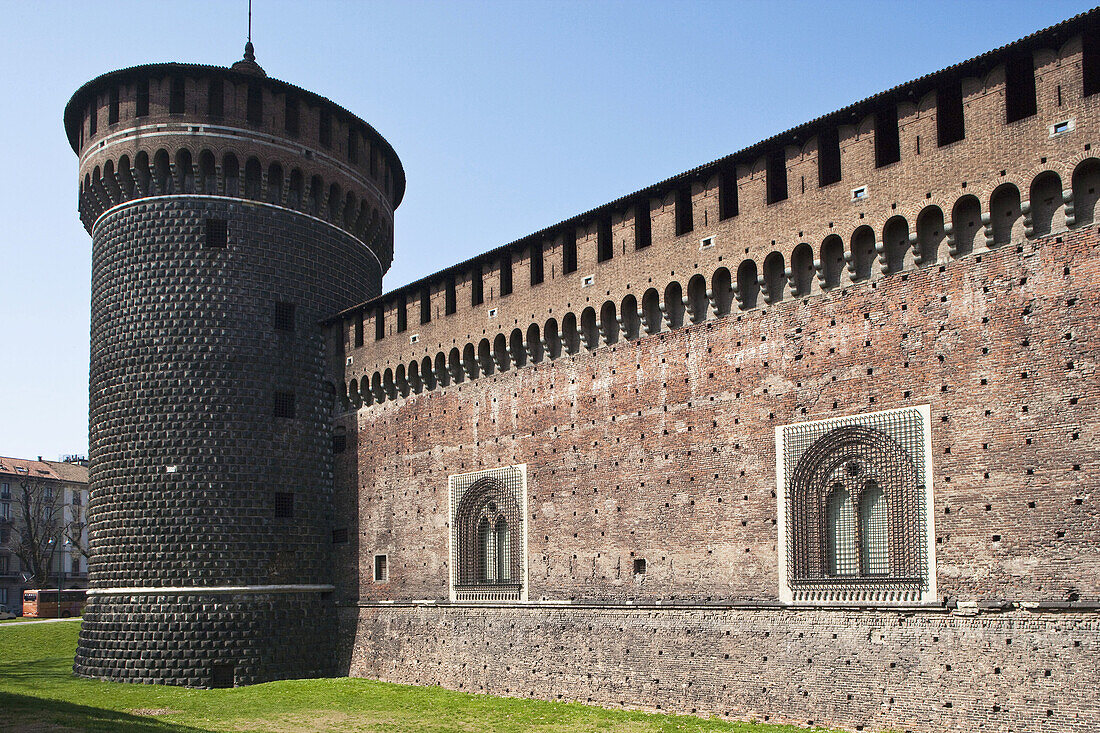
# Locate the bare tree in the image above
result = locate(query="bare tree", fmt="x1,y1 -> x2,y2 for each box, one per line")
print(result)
61,492 -> 89,564
8,479 -> 63,589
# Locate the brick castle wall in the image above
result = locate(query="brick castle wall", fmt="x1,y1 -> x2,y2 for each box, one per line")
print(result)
338,229 -> 1099,607
336,225 -> 1099,730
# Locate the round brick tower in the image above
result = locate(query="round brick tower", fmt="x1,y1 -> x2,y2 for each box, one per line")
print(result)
64,44 -> 403,687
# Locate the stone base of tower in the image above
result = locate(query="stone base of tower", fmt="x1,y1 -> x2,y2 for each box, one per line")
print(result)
74,591 -> 336,687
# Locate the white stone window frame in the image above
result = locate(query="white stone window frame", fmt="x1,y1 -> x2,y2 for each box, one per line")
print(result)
775,405 -> 937,607
447,464 -> 529,603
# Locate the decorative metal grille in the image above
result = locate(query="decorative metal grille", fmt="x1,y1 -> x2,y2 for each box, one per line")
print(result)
449,465 -> 526,602
780,407 -> 932,604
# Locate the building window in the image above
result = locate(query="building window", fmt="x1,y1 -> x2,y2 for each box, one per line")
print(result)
635,201 -> 652,248
396,296 -> 407,333
500,253 -> 513,295
246,83 -> 263,126
597,218 -> 613,262
766,150 -> 788,203
347,128 -> 358,164
675,184 -> 693,234
88,100 -> 97,136
445,277 -> 457,315
530,241 -> 544,284
285,96 -> 299,136
108,87 -> 119,125
874,105 -> 901,167
207,78 -> 224,119
332,427 -> 347,454
273,391 -> 295,419
374,554 -> 388,582
274,302 -> 296,332
319,108 -> 332,148
449,465 -> 527,602
936,79 -> 965,146
718,164 -> 739,218
420,287 -> 432,325
71,491 -> 81,506
204,218 -> 228,249
0,482 -> 9,499
1085,18 -> 1100,97
273,492 -> 294,519
1004,52 -> 1037,123
561,228 -> 578,274
169,76 -> 185,114
374,306 -> 385,340
0,502 -> 9,520
136,80 -> 149,117
471,266 -> 484,306
332,528 -> 349,544
0,588 -> 6,606
777,405 -> 936,606
817,128 -> 842,187
632,558 -> 646,575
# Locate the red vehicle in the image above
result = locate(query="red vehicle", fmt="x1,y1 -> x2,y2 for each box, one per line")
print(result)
22,589 -> 86,618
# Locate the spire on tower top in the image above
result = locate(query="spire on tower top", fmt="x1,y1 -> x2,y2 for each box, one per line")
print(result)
231,0 -> 266,76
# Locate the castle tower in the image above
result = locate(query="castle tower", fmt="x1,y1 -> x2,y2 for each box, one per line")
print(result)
64,44 -> 403,687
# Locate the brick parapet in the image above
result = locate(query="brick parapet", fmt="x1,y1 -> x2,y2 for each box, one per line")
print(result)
66,60 -> 400,268
331,29 -> 1097,389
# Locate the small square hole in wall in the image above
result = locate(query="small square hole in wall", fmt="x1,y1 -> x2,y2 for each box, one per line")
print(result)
374,554 -> 389,582
1050,119 -> 1074,137
851,186 -> 868,201
633,558 -> 646,575
487,308 -> 498,319
582,275 -> 595,287
210,664 -> 235,689
274,492 -> 294,519
204,218 -> 228,248
273,391 -> 295,418
699,236 -> 715,250
410,333 -> 420,344
273,301 -> 296,332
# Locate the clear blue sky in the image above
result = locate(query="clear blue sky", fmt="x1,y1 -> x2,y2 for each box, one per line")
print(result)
0,0 -> 1090,460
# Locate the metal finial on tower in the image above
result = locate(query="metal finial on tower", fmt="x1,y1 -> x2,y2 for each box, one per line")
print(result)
232,0 -> 266,77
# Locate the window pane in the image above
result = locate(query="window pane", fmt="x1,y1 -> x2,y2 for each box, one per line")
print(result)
827,487 -> 858,576
478,518 -> 492,581
860,482 -> 889,575
496,519 -> 509,581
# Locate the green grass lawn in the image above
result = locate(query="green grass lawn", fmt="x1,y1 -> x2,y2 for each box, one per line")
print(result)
0,620 -> 838,733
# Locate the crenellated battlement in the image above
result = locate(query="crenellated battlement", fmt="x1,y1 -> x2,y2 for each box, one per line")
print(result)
64,53 -> 403,269
328,12 -> 1100,407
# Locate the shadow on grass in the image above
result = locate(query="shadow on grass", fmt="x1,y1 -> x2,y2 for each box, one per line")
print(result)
0,691 -> 214,733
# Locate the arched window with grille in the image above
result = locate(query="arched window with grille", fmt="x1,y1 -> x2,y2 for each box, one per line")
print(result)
777,406 -> 936,605
449,465 -> 527,602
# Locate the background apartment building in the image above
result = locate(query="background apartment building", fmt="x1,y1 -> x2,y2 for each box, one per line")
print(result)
0,455 -> 89,611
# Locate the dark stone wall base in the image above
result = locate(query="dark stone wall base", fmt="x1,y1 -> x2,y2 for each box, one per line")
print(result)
75,592 -> 336,687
